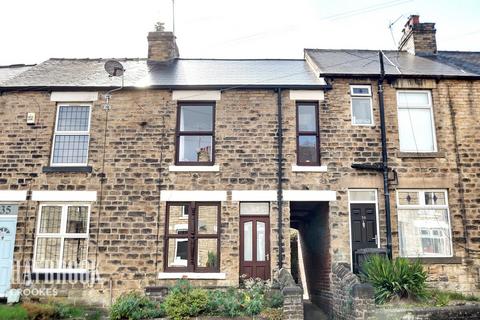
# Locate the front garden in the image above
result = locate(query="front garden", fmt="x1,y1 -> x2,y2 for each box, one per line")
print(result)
110,278 -> 283,320
360,256 -> 480,319
0,278 -> 283,320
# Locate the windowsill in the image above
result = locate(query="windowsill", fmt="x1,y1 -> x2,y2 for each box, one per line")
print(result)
291,165 -> 327,172
405,257 -> 462,264
397,151 -> 445,158
42,166 -> 92,173
158,272 -> 226,280
169,165 -> 220,172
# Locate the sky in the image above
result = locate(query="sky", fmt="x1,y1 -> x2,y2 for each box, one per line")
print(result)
1,0 -> 479,65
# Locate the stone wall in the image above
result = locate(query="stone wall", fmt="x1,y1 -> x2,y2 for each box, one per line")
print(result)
277,268 -> 303,320
330,262 -> 374,320
373,304 -> 480,320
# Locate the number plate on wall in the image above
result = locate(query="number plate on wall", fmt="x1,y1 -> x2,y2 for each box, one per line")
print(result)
0,204 -> 18,216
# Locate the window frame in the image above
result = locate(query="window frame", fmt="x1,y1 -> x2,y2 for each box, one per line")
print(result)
175,102 -> 216,166
33,203 -> 91,273
164,202 -> 221,273
396,189 -> 453,258
350,85 -> 374,126
50,103 -> 92,167
396,90 -> 437,152
296,101 -> 320,166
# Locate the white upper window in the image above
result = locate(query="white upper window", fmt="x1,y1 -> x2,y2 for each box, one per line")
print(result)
396,91 -> 437,152
51,104 -> 91,166
397,190 -> 452,258
33,203 -> 90,272
350,85 -> 373,126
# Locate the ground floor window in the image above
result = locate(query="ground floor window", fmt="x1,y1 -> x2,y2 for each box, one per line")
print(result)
397,190 -> 452,257
34,204 -> 90,271
165,202 -> 220,272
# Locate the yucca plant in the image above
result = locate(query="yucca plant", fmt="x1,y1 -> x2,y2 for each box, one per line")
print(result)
360,255 -> 428,304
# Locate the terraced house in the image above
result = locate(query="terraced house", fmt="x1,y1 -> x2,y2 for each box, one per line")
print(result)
0,15 -> 479,317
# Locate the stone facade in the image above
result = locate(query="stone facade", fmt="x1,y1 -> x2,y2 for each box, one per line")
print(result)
1,72 -> 480,309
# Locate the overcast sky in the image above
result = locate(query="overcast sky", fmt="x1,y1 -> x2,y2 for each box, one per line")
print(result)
1,0 -> 479,65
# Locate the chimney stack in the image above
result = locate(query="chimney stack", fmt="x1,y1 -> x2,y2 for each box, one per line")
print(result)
398,15 -> 437,55
147,22 -> 179,61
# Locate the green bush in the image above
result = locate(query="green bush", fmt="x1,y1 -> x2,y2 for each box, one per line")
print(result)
0,304 -> 28,320
264,290 -> 284,308
164,280 -> 209,320
110,292 -> 165,320
361,256 -> 428,304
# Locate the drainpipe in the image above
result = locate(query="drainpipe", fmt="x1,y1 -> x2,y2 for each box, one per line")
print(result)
378,51 -> 393,259
276,88 -> 284,270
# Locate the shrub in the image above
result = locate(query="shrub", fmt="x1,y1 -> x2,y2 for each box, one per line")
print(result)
22,303 -> 55,320
164,280 -> 209,320
264,290 -> 284,308
0,304 -> 28,320
361,256 -> 428,304
110,292 -> 165,320
260,307 -> 283,320
432,290 -> 450,307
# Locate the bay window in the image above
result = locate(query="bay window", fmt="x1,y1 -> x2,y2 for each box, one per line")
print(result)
397,190 -> 452,257
165,202 -> 220,272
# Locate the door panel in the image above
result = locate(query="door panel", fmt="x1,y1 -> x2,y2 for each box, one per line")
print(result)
0,219 -> 17,297
240,216 -> 270,280
350,203 -> 377,273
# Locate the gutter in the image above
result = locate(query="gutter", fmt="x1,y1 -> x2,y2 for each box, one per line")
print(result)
0,84 -> 332,93
320,73 -> 480,80
276,88 -> 284,270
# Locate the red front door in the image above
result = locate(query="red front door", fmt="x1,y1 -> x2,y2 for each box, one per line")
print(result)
240,216 -> 270,280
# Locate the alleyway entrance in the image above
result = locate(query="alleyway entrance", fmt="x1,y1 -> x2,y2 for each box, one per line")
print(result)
290,202 -> 330,315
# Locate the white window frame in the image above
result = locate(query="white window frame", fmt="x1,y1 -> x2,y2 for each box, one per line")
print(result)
396,90 -> 437,152
396,189 -> 453,258
347,189 -> 380,271
50,103 -> 92,167
33,203 -> 91,273
350,85 -> 374,126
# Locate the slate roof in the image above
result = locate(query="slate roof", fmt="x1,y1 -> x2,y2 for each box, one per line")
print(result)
305,49 -> 480,78
0,64 -> 35,85
1,58 -> 326,89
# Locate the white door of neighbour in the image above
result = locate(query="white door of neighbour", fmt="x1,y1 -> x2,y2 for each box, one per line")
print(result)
0,207 -> 18,297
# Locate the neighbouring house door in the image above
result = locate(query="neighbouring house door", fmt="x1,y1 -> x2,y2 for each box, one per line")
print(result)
240,216 -> 270,280
350,203 -> 377,273
0,218 -> 17,297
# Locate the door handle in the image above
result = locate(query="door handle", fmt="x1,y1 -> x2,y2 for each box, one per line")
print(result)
266,254 -> 270,261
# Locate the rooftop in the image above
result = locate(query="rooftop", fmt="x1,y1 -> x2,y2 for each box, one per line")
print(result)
1,58 -> 326,89
305,49 -> 480,78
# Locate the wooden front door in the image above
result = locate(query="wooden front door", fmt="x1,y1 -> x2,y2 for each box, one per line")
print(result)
240,216 -> 270,280
350,203 -> 377,272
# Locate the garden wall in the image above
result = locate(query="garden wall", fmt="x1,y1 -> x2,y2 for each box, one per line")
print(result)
330,262 -> 374,320
277,268 -> 303,320
373,304 -> 480,319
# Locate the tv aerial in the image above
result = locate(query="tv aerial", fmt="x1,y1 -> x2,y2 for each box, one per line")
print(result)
103,60 -> 125,110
